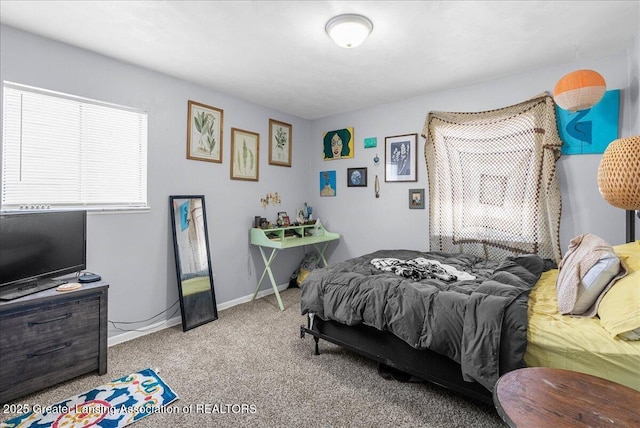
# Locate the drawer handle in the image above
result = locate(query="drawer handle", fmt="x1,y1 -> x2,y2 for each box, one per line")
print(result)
28,342 -> 72,358
28,313 -> 72,326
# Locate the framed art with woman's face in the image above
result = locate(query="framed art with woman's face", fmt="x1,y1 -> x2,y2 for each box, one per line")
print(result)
323,128 -> 354,160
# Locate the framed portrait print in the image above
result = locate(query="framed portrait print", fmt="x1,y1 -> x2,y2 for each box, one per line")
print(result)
323,128 -> 354,160
187,100 -> 223,163
320,170 -> 337,197
385,133 -> 418,182
269,119 -> 292,167
347,167 -> 367,187
230,127 -> 259,181
409,188 -> 425,209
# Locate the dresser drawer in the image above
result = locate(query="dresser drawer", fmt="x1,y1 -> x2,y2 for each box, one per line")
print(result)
0,284 -> 108,404
0,328 -> 99,384
0,296 -> 100,350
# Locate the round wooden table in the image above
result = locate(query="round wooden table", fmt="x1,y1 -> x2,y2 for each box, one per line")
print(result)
493,367 -> 640,427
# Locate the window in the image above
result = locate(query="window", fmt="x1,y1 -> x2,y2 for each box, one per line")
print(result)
2,82 -> 148,211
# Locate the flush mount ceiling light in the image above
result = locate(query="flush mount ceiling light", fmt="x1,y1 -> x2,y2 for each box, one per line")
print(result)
325,14 -> 373,48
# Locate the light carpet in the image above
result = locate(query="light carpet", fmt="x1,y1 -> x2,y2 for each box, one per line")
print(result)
1,288 -> 503,427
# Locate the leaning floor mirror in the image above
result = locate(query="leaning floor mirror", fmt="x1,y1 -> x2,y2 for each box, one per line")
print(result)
169,195 -> 218,331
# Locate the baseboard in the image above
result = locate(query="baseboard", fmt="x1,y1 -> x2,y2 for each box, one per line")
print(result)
107,283 -> 290,347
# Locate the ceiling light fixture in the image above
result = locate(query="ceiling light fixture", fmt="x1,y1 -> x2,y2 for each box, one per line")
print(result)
325,14 -> 373,48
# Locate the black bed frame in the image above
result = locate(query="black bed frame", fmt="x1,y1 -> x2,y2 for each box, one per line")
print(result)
300,315 -> 493,404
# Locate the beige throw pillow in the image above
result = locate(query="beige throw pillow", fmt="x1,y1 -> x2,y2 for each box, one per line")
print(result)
556,234 -> 625,317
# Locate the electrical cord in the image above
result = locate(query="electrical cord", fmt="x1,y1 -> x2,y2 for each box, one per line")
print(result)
108,299 -> 180,332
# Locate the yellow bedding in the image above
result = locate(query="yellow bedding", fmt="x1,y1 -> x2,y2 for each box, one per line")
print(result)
525,242 -> 640,391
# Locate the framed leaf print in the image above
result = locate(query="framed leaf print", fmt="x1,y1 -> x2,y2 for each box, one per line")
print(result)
230,128 -> 259,181
187,100 -> 223,163
269,119 -> 292,167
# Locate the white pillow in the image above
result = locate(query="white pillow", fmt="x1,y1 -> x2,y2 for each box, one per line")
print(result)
571,252 -> 620,314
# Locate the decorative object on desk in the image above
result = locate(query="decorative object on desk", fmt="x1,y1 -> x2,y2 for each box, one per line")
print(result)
364,137 -> 377,148
347,167 -> 367,187
373,153 -> 380,166
323,128 -> 354,160
282,216 -> 291,227
553,69 -> 606,112
597,135 -> 640,242
409,189 -> 425,209
277,211 -> 288,226
375,175 -> 380,198
2,368 -> 178,428
230,127 -> 259,181
259,192 -> 281,208
268,118 -> 292,167
303,202 -> 313,220
557,89 -> 619,155
320,171 -> 337,196
187,100 -> 223,163
169,195 -> 218,331
385,133 -> 417,182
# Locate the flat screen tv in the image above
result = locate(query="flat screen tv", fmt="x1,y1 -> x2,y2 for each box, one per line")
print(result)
0,210 -> 87,300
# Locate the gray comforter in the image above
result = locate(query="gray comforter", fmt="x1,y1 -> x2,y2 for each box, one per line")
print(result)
300,249 -> 547,391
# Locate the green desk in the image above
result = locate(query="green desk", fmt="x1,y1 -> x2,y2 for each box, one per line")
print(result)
250,224 -> 340,310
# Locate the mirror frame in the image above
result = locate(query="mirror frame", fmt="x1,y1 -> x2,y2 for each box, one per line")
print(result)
169,195 -> 218,331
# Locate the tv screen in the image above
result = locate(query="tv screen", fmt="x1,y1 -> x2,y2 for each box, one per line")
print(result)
0,210 -> 86,299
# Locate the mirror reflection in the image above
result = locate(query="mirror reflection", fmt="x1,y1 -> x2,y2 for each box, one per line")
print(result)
169,195 -> 218,331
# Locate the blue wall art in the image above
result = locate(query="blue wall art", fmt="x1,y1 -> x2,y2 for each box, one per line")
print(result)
556,89 -> 619,155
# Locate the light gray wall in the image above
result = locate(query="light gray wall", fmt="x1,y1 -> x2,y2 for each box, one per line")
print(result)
1,25 -> 638,339
310,42 -> 639,262
0,25 -> 312,337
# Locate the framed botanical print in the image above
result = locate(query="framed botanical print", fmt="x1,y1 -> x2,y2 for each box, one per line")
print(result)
230,128 -> 259,181
409,188 -> 425,209
323,128 -> 354,160
347,167 -> 367,187
269,119 -> 292,167
385,133 -> 417,182
187,100 -> 223,163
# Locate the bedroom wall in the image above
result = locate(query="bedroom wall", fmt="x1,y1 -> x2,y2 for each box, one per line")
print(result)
0,25 -> 313,339
1,24 -> 637,341
310,48 -> 637,262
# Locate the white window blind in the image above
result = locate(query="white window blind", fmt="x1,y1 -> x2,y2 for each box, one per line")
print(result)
2,82 -> 148,211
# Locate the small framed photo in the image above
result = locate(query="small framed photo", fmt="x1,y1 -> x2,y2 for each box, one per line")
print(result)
230,128 -> 259,181
282,216 -> 291,227
385,133 -> 418,182
409,188 -> 425,209
347,167 -> 368,187
187,100 -> 224,163
269,119 -> 292,167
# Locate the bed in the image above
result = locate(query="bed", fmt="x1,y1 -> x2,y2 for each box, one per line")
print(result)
300,241 -> 640,403
299,95 -> 639,403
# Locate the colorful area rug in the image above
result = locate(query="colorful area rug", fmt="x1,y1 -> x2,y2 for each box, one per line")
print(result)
2,368 -> 178,428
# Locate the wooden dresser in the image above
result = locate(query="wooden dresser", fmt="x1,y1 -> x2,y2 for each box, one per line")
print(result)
0,281 -> 108,404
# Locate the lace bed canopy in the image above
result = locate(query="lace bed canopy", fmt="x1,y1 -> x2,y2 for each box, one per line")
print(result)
421,93 -> 563,263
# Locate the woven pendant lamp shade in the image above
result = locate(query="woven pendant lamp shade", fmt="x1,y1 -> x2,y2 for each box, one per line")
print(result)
597,136 -> 640,210
553,69 -> 606,112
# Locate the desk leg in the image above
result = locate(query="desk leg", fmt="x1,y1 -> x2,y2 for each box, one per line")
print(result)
253,246 -> 285,311
312,242 -> 331,267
